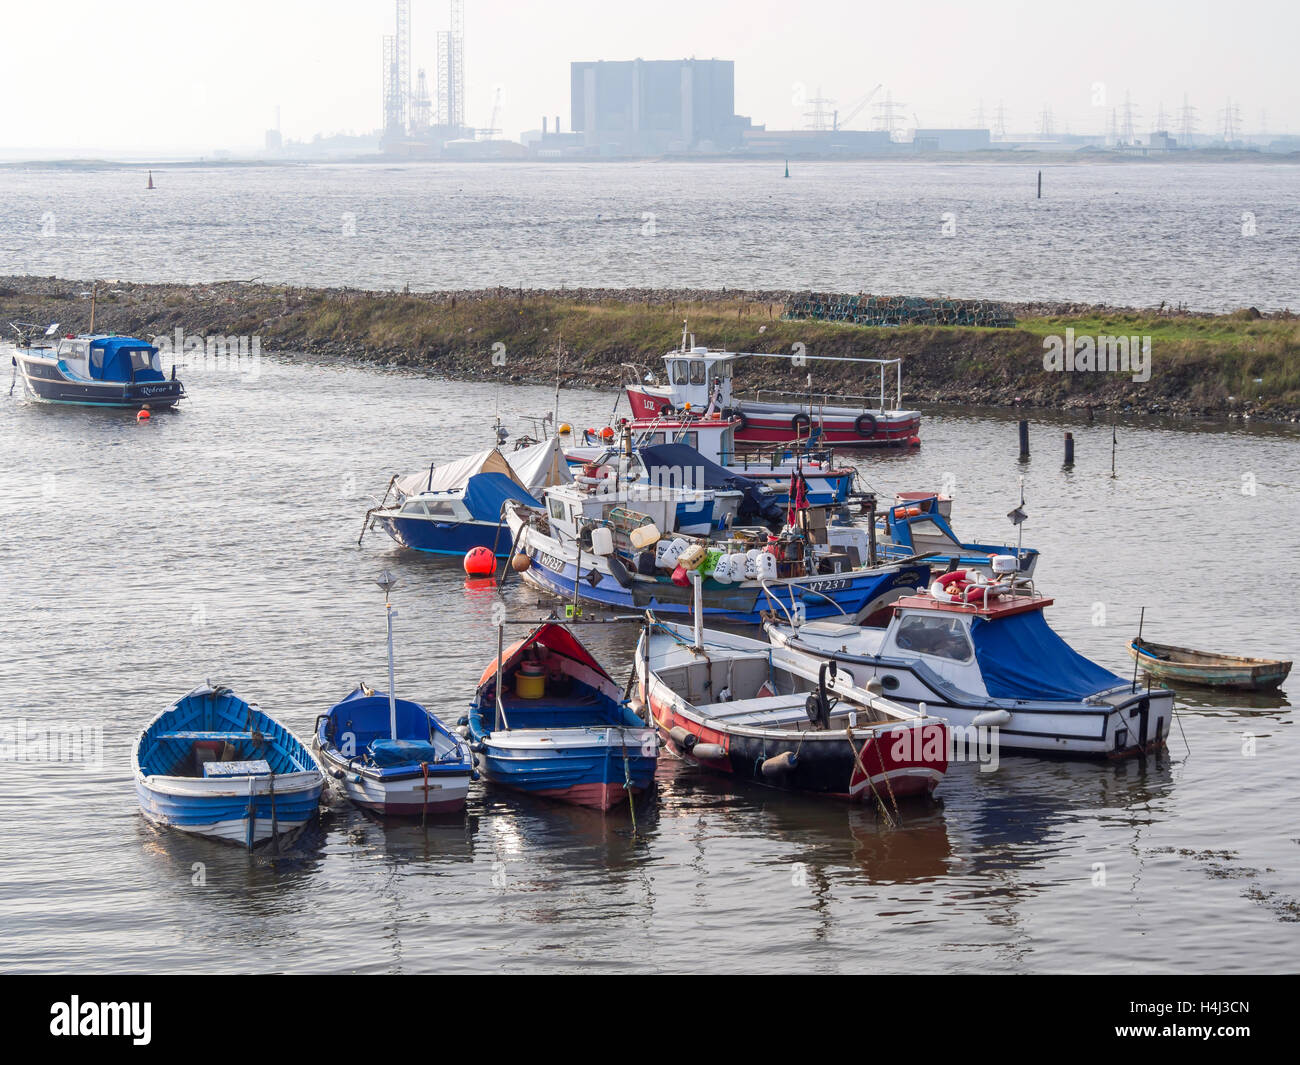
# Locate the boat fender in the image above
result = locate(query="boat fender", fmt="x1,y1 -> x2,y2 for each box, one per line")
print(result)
470,769 -> 481,782
678,543 -> 707,571
511,552 -> 531,572
972,709 -> 1012,728
761,751 -> 798,776
711,555 -> 733,584
670,565 -> 691,587
855,412 -> 878,437
636,550 -> 658,576
692,743 -> 726,761
330,768 -> 346,780
728,409 -> 749,431
756,552 -> 778,580
668,725 -> 697,750
790,412 -> 811,432
455,724 -> 470,738
660,403 -> 675,417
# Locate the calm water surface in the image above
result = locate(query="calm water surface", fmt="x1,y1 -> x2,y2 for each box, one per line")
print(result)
2,161 -> 1297,310
0,361 -> 1297,973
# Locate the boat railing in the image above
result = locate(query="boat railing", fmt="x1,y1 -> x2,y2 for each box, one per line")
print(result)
741,387 -> 901,413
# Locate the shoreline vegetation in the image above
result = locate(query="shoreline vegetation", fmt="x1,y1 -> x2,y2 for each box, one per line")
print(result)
3,275 -> 1297,423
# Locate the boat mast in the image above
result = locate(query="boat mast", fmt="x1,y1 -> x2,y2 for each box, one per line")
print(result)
376,570 -> 399,740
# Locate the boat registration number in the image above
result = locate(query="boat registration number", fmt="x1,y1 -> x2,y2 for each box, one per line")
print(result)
536,551 -> 567,573
802,577 -> 850,592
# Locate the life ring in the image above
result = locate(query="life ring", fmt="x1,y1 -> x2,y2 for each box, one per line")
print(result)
855,412 -> 878,438
790,413 -> 812,432
930,569 -> 1009,605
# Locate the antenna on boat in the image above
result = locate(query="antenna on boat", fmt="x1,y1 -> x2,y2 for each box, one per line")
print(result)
375,570 -> 399,740
88,283 -> 97,334
1007,477 -> 1028,564
681,320 -> 689,353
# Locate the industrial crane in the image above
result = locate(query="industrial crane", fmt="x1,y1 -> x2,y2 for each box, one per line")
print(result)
833,84 -> 882,131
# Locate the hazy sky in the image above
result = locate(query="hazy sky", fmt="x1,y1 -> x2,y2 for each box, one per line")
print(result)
2,0 -> 1294,154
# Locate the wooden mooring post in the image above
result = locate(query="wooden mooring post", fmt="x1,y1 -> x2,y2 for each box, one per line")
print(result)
1018,419 -> 1030,460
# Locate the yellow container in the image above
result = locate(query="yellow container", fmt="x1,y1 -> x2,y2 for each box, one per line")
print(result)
515,665 -> 546,700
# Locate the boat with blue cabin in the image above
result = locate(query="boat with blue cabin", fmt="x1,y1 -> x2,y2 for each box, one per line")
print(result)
464,622 -> 658,810
133,684 -> 324,848
363,437 -> 571,557
765,574 -> 1174,758
10,323 -> 186,409
877,493 -> 1039,578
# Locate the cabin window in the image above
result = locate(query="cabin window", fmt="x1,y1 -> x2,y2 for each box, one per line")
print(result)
713,361 -> 732,380
549,497 -> 566,522
681,431 -> 698,449
690,361 -> 706,384
644,432 -> 665,445
893,615 -> 973,663
672,361 -> 690,385
130,350 -> 159,373
402,500 -> 429,515
424,500 -> 458,519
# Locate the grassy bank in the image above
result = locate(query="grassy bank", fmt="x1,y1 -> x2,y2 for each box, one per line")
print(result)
3,276 -> 1297,421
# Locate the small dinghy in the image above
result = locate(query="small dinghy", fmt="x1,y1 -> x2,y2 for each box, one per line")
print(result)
637,619 -> 948,801
1129,639 -> 1291,691
133,684 -> 324,849
465,622 -> 658,810
314,571 -> 473,816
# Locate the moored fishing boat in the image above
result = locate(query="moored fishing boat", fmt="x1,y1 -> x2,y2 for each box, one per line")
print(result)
1128,639 -> 1291,691
10,323 -> 186,409
133,683 -> 324,849
314,571 -> 473,815
622,332 -> 920,448
765,575 -> 1174,758
464,622 -> 658,810
361,437 -> 570,557
877,493 -> 1039,578
636,618 -> 947,801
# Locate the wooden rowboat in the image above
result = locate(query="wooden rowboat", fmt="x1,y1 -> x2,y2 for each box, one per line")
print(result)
1129,639 -> 1292,691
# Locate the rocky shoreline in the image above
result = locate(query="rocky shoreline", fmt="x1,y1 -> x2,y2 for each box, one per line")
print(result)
3,275 -> 1296,424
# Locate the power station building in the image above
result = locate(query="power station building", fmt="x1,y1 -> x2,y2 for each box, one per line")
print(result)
569,59 -> 753,154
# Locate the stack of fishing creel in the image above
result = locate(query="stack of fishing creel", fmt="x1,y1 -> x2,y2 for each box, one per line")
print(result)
783,291 -> 1015,328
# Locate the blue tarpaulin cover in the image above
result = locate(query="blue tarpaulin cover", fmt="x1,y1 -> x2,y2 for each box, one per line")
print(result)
368,738 -> 442,767
638,443 -> 783,522
970,610 -> 1125,701
462,472 -> 540,522
89,337 -> 164,383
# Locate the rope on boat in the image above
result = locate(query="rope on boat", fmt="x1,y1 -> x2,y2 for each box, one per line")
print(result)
844,726 -> 898,828
421,761 -> 430,828
268,771 -> 279,856
619,732 -> 638,838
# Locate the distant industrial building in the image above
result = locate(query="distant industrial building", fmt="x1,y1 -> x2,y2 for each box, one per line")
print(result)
569,59 -> 753,154
912,128 -> 992,152
741,127 -> 892,155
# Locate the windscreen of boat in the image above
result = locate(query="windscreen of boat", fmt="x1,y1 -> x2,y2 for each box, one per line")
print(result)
89,338 -> 164,382
903,517 -> 963,548
970,611 -> 1125,700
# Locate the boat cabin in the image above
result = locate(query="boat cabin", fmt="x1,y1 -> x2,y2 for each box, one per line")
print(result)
658,347 -> 740,411
56,335 -> 167,384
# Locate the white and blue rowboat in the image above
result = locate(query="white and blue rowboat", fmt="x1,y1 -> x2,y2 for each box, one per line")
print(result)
464,623 -> 657,810
315,686 -> 474,815
10,323 -> 186,409
765,577 -> 1174,758
504,500 -> 929,627
133,684 -> 324,848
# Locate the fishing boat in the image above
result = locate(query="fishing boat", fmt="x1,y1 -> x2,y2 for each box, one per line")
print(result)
765,574 -> 1174,758
362,437 -> 571,556
314,572 -> 474,815
636,616 -> 948,801
1129,639 -> 1291,691
133,683 -> 324,849
622,332 -> 920,448
878,493 -> 1039,578
464,622 -> 658,810
10,323 -> 185,409
504,494 -> 929,626
562,411 -> 860,506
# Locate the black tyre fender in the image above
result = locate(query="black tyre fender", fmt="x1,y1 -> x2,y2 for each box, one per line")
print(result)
855,412 -> 878,437
790,412 -> 811,432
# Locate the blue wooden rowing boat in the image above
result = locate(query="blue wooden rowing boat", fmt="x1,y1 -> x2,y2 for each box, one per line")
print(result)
465,623 -> 658,810
133,684 -> 324,849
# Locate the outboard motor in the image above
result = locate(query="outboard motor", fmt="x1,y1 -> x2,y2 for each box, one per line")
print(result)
804,660 -> 838,731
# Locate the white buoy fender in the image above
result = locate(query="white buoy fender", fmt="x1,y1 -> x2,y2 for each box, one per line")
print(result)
668,725 -> 695,749
692,743 -> 726,760
972,709 -> 1012,728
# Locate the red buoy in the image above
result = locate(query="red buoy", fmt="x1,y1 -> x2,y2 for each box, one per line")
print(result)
136,408 -> 151,421
463,546 -> 496,576
599,426 -> 615,441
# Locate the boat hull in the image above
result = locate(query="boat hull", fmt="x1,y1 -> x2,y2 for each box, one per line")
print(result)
314,743 -> 472,815
624,386 -> 920,448
134,773 -> 323,845
374,513 -> 514,557
474,735 -> 657,810
512,519 -> 926,625
16,355 -> 185,409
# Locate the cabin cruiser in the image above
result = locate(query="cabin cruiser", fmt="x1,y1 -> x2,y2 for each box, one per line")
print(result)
765,573 -> 1173,758
10,323 -> 185,409
622,334 -> 920,448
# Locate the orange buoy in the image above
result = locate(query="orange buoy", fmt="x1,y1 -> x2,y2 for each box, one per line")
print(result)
136,408 -> 151,421
463,546 -> 496,576
510,552 -> 531,572
599,426 -> 615,441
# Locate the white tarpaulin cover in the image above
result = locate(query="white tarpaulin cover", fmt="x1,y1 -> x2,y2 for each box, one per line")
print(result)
393,438 -> 571,501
